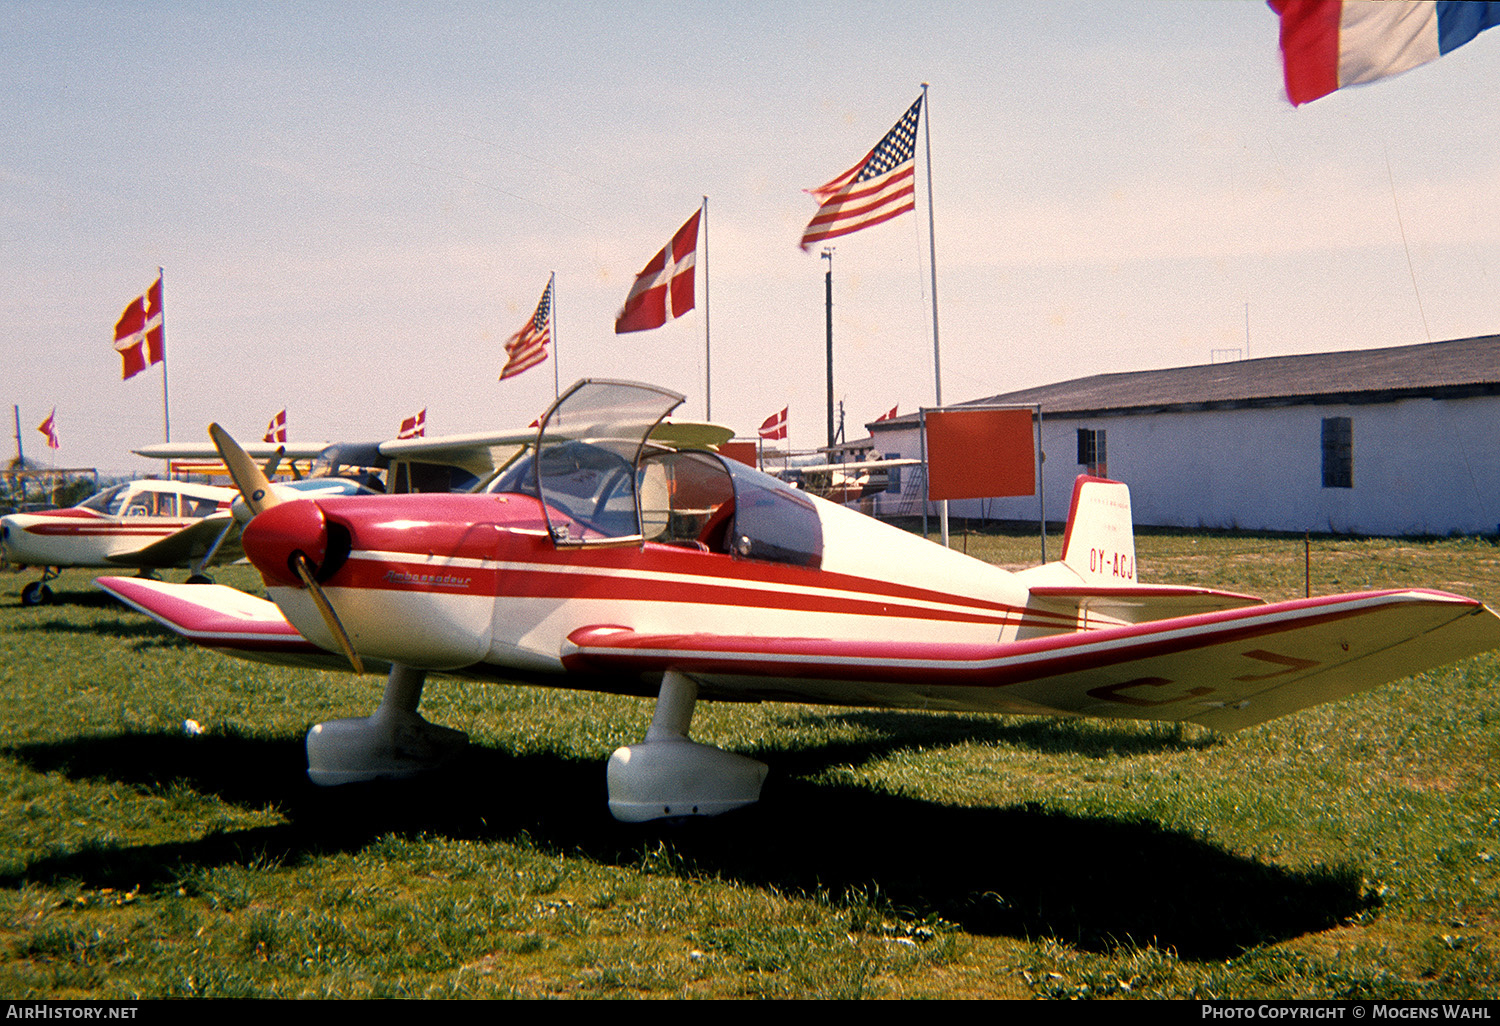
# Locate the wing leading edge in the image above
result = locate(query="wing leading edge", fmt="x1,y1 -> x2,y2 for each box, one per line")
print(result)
94,576 -> 385,673
562,589 -> 1500,731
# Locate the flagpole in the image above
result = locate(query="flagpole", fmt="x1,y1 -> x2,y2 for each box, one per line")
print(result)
550,271 -> 559,398
823,247 -> 835,450
702,195 -> 711,421
159,268 -> 170,442
920,84 -> 949,547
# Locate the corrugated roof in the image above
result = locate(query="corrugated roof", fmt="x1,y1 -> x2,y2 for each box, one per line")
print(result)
878,335 -> 1500,424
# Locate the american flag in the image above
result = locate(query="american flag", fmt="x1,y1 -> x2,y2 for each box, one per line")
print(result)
501,276 -> 552,380
800,95 -> 922,250
263,409 -> 287,443
398,408 -> 426,439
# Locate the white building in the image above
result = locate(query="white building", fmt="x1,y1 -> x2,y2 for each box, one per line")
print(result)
866,335 -> 1500,537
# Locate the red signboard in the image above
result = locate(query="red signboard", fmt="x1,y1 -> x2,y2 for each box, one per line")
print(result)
924,408 -> 1035,500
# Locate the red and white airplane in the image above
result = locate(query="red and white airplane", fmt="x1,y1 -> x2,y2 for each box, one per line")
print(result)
97,380 -> 1500,822
2,472 -> 375,606
3,479 -> 238,605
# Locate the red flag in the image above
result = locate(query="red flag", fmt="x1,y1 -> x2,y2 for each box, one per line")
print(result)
759,407 -> 788,441
38,408 -> 59,450
263,409 -> 287,443
113,274 -> 164,380
615,209 -> 700,333
875,405 -> 898,422
801,96 -> 921,250
501,277 -> 553,380
398,408 -> 427,439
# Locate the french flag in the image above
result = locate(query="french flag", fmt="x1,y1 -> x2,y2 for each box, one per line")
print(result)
1272,1 -> 1500,105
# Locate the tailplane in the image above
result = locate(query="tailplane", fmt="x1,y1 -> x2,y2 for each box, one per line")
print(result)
1014,475 -> 1261,627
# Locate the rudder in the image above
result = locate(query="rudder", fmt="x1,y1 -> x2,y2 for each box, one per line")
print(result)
1060,475 -> 1137,586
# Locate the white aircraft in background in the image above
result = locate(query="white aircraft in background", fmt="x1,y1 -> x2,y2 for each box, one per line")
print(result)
777,456 -> 922,504
2,471 -> 373,606
97,380 -> 1500,823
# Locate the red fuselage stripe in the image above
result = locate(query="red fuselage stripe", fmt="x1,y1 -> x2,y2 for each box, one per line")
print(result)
330,553 -> 1076,630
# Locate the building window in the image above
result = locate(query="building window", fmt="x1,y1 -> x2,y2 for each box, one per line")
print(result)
1077,428 -> 1107,477
1322,417 -> 1353,489
885,453 -> 901,494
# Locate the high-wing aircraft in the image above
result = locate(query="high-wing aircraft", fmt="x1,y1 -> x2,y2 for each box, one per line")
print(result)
134,418 -> 732,496
2,474 -> 374,605
774,456 -> 922,504
97,379 -> 1500,822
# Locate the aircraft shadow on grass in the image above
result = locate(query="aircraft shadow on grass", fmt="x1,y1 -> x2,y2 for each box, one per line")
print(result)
15,616 -> 196,651
2,727 -> 1371,961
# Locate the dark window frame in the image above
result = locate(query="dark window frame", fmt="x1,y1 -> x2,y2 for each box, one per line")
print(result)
1321,417 -> 1353,489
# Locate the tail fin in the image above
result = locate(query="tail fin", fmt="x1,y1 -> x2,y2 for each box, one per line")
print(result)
1060,475 -> 1136,586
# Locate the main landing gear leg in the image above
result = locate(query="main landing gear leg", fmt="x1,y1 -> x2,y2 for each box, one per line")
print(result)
607,670 -> 768,822
304,663 -> 469,786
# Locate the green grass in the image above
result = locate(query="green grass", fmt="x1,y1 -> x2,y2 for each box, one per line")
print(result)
0,531 -> 1498,999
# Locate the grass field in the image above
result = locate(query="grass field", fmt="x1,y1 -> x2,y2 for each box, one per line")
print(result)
1,530 -> 1498,999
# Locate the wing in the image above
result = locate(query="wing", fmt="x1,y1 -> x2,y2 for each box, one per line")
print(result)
134,441 -> 332,460
561,589 -> 1500,731
379,420 -> 736,477
102,516 -> 241,568
94,576 -> 385,673
793,458 -> 924,474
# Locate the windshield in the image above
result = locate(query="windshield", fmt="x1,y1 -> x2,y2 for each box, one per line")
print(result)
488,440 -> 639,540
80,484 -> 129,515
529,380 -> 683,545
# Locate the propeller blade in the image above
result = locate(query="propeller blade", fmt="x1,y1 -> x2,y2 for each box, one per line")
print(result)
293,553 -> 365,675
209,423 -> 281,517
263,445 -> 286,481
212,424 -> 363,675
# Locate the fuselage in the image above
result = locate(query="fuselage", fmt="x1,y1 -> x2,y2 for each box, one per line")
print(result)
243,487 -> 1082,683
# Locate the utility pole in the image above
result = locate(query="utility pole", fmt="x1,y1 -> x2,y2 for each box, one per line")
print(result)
822,247 -> 834,450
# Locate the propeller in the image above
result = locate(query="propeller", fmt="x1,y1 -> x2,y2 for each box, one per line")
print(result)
209,423 -> 364,675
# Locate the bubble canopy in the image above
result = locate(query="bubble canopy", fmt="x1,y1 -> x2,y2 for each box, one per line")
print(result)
487,379 -> 821,568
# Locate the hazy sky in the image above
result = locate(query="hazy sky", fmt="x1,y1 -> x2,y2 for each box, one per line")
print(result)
5,1 -> 1500,473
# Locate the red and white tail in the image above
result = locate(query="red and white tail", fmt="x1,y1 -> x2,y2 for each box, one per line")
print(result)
1059,475 -> 1137,586
1016,475 -> 1261,626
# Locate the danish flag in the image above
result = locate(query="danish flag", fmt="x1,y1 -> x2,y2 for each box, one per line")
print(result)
758,407 -> 788,441
398,409 -> 426,439
615,209 -> 700,333
113,273 -> 164,380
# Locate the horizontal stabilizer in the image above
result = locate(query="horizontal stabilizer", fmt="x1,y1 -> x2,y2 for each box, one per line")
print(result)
1025,583 -> 1264,623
